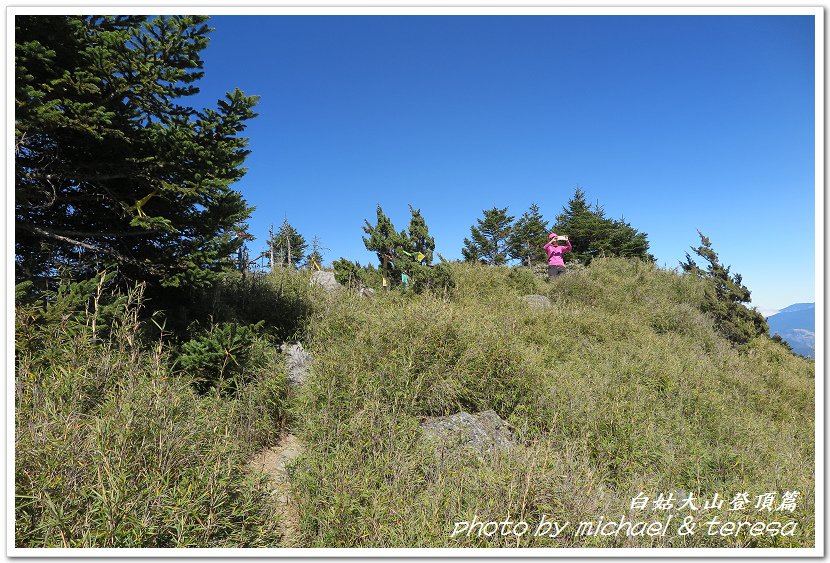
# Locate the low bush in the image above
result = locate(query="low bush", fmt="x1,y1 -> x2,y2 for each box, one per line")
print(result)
177,321 -> 268,395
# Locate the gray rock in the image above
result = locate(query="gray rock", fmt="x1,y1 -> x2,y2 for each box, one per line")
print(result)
420,410 -> 516,457
522,294 -> 552,311
358,286 -> 375,298
310,270 -> 341,291
285,342 -> 311,386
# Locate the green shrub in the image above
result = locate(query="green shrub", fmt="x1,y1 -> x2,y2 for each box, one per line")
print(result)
332,258 -> 368,289
177,322 -> 268,395
681,232 -> 769,345
506,266 -> 544,294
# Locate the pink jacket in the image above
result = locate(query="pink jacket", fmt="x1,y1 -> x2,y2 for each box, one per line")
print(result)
544,236 -> 572,267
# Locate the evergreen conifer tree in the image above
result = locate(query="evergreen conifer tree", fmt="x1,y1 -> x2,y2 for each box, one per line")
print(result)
356,205 -> 452,292
331,258 -> 366,289
361,206 -> 407,288
363,205 -> 404,260
681,231 -> 769,345
461,207 -> 515,265
405,205 -> 436,264
269,218 -> 307,268
508,203 -> 549,267
15,16 -> 258,289
554,187 -> 653,264
306,235 -> 325,269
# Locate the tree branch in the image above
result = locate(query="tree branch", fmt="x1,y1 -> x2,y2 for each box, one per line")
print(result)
18,224 -> 152,269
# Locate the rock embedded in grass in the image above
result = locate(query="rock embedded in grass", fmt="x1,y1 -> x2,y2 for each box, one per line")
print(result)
310,270 -> 342,291
285,342 -> 311,386
420,410 -> 516,458
522,294 -> 552,311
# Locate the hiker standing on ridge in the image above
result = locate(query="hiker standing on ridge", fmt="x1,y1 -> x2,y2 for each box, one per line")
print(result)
544,232 -> 572,279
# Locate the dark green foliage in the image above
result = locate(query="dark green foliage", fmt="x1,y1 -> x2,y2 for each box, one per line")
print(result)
177,321 -> 266,395
405,205 -> 435,264
681,231 -> 769,345
361,205 -> 454,293
15,15 -> 258,289
332,258 -> 368,289
156,269 -> 313,343
553,187 -> 653,264
461,207 -> 515,265
362,206 -> 406,265
15,270 -> 146,361
269,218 -> 308,269
508,203 -> 550,267
771,333 -> 794,353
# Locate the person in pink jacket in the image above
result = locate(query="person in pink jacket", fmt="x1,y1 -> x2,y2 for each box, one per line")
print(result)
544,232 -> 572,279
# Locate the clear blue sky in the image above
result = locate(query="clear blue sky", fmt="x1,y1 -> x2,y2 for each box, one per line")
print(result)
190,15 -> 815,312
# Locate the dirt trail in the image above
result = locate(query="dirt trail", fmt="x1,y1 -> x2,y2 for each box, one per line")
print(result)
248,433 -> 305,547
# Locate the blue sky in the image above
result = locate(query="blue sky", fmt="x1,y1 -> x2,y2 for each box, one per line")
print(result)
190,15 -> 815,312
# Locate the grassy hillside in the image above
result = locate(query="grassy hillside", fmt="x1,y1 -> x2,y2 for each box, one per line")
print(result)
15,258 -> 814,548
292,258 -> 814,547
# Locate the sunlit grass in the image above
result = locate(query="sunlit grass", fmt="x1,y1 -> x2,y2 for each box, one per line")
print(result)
15,259 -> 814,548
291,258 -> 814,547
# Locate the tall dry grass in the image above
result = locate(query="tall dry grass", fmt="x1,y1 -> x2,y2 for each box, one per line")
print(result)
15,273 -> 292,547
290,258 -> 814,547
15,260 -> 814,548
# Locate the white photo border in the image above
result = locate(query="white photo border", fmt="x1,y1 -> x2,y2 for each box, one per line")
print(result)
5,3 -> 824,559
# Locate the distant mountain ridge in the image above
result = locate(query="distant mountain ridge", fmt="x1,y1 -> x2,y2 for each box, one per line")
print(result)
778,302 -> 815,314
766,303 -> 815,358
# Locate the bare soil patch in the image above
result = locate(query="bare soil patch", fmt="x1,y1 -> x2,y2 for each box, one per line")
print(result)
248,433 -> 305,547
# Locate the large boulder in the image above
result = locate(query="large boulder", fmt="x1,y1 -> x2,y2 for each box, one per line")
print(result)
310,270 -> 341,291
420,410 -> 516,457
285,342 -> 311,386
522,294 -> 551,311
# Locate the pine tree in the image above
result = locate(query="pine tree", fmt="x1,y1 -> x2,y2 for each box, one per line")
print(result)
269,218 -> 307,269
361,206 -> 407,288
363,205 -> 409,288
356,205 -> 452,293
605,217 -> 652,260
508,203 -> 549,267
554,187 -> 653,264
306,235 -> 325,270
15,16 -> 258,289
553,188 -> 604,264
681,231 -> 768,345
405,205 -> 435,264
462,207 -> 515,265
